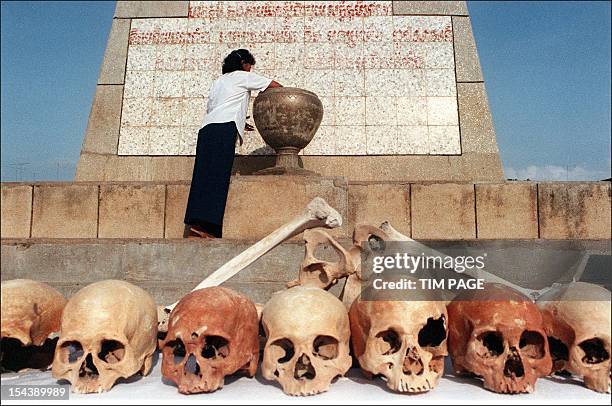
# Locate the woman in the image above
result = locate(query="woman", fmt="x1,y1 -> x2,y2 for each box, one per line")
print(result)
184,49 -> 282,239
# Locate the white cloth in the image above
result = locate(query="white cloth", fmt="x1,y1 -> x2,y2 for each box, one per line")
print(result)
202,70 -> 272,138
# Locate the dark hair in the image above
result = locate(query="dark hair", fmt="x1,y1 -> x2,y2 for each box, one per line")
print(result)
222,49 -> 256,74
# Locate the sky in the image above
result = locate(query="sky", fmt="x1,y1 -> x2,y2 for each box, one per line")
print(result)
1,1 -> 610,181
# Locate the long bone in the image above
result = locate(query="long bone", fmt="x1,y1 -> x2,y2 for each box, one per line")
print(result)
163,197 -> 342,317
378,221 -> 546,300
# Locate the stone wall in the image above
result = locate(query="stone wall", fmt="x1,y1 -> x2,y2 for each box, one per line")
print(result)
2,179 -> 610,240
75,0 -> 504,182
2,239 -> 609,304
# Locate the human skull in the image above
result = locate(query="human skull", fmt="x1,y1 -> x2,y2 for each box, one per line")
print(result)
349,287 -> 448,393
261,286 -> 352,396
1,279 -> 66,371
160,287 -> 259,394
288,229 -> 356,290
447,283 -> 552,393
537,282 -> 611,393
52,280 -> 157,393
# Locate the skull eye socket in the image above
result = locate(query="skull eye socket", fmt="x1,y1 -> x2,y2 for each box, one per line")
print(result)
548,336 -> 569,365
477,331 -> 504,357
313,335 -> 339,360
302,263 -> 330,285
60,341 -> 84,363
375,329 -> 401,355
519,331 -> 545,359
202,335 -> 230,359
165,339 -> 186,365
1,337 -> 58,372
97,340 -> 125,364
269,338 -> 295,364
578,338 -> 610,364
418,316 -> 447,348
368,235 -> 385,251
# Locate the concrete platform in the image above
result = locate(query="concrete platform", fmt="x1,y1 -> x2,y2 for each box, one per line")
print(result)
1,356 -> 609,405
1,239 -> 609,305
2,179 -> 610,240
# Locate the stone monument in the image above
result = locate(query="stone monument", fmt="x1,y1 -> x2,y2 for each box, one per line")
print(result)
75,0 -> 504,182
2,1 -> 609,307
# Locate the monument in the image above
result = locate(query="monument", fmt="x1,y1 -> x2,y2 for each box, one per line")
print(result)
75,0 -> 504,182
1,3 -> 611,399
1,1 -> 610,303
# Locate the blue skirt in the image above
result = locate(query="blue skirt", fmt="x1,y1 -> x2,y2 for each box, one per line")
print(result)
184,121 -> 238,237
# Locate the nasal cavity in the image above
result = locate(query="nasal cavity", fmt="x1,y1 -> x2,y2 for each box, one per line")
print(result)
293,354 -> 316,380
78,354 -> 99,379
402,347 -> 424,376
185,354 -> 200,376
503,348 -> 525,378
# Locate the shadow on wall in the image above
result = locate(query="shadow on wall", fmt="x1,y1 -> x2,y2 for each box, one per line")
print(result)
232,147 -> 278,175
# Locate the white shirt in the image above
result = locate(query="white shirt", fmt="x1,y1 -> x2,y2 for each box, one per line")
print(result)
202,70 -> 272,138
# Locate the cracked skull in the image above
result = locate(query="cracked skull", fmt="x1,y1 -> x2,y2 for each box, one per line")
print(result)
447,283 -> 552,394
537,282 -> 611,393
160,287 -> 259,394
1,279 -> 67,372
261,286 -> 351,396
349,288 -> 448,393
52,280 -> 157,394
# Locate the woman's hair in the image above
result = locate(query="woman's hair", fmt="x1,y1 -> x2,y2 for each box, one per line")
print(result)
222,49 -> 256,74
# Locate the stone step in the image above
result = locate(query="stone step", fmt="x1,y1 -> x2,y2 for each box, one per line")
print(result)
2,178 -> 611,241
2,238 -> 609,305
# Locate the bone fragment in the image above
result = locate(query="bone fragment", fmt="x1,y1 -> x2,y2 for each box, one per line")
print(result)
288,228 -> 356,289
379,221 -> 538,299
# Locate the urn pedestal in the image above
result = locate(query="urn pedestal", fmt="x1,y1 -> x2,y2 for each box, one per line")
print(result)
252,87 -> 323,176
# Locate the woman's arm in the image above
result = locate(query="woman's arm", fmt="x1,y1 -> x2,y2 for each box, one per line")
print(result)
262,80 -> 283,91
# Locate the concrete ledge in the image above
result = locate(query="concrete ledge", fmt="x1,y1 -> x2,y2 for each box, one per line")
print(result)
392,1 -> 468,16
76,153 -> 508,183
2,239 -> 609,304
76,155 -> 196,182
539,182 -> 611,239
0,239 -> 307,305
98,19 -> 130,85
114,1 -> 189,18
79,85 -> 123,156
452,16 -> 483,82
32,184 -> 98,238
2,181 -> 610,241
476,183 -> 538,239
223,175 -> 349,240
448,153 -> 504,182
149,156 -> 195,181
165,184 -> 189,238
348,183 -> 410,237
78,154 -> 508,182
99,184 -> 166,238
236,155 -> 457,182
411,183 -> 476,239
1,185 -> 32,238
